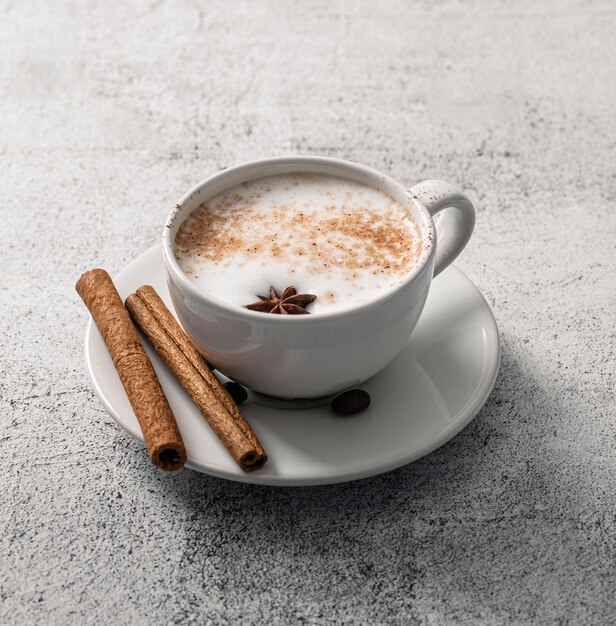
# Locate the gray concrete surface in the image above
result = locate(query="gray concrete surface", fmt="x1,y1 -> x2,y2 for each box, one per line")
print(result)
2,0 -> 615,624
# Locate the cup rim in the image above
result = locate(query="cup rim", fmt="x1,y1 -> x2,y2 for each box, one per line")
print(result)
162,155 -> 435,323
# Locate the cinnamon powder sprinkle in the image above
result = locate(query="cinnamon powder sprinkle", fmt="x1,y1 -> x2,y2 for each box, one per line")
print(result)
175,176 -> 422,279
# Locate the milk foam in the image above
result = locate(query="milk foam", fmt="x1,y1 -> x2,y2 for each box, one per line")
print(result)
175,174 -> 422,314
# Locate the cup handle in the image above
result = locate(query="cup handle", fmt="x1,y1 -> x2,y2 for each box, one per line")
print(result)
409,180 -> 476,277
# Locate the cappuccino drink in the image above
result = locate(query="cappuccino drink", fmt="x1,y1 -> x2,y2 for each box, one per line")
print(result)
174,173 -> 422,314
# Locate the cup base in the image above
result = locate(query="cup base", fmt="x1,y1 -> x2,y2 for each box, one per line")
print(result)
248,390 -> 334,410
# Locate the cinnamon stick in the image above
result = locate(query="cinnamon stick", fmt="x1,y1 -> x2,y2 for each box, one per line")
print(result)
76,269 -> 187,471
125,286 -> 267,472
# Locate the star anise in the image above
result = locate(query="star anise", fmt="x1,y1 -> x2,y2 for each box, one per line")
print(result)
245,286 -> 317,315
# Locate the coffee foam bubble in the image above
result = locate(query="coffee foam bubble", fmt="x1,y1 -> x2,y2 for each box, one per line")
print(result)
175,173 -> 422,313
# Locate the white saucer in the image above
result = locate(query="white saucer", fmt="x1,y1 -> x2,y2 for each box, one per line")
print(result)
84,246 -> 500,486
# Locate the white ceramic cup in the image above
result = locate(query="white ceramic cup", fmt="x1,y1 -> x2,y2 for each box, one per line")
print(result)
163,156 -> 475,399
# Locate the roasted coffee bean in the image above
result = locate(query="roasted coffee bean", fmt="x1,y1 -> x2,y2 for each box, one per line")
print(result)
330,389 -> 371,415
223,381 -> 248,405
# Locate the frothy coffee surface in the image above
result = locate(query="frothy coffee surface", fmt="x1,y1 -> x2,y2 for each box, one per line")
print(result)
175,174 -> 422,313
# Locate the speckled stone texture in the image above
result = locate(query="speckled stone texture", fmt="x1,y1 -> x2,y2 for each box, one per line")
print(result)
1,1 -> 615,624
